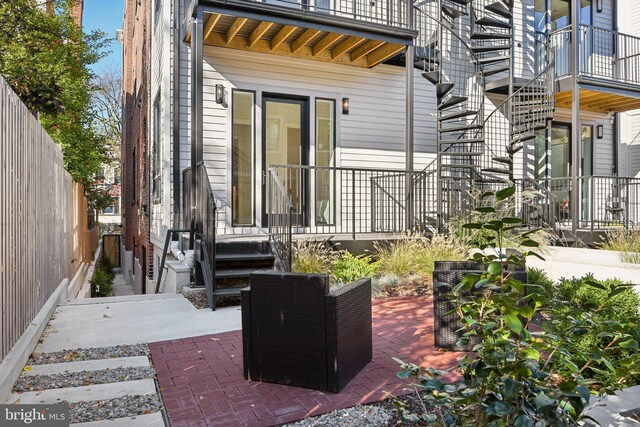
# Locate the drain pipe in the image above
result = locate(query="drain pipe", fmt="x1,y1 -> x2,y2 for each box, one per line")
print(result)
172,0 -> 181,229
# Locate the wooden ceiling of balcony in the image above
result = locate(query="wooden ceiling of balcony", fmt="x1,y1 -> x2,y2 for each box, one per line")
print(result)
555,89 -> 640,113
185,12 -> 406,68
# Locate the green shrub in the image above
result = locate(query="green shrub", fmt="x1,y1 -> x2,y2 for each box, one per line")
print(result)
600,230 -> 640,264
291,240 -> 338,275
527,267 -> 555,302
545,274 -> 640,389
90,267 -> 113,297
375,234 -> 467,278
394,186 -> 640,425
332,251 -> 378,284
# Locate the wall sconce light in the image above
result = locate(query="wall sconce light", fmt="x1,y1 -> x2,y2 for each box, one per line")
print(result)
215,84 -> 227,106
596,0 -> 603,12
597,125 -> 604,139
342,97 -> 349,115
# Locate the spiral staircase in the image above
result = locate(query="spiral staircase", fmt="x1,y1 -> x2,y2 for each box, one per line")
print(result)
413,0 -> 557,230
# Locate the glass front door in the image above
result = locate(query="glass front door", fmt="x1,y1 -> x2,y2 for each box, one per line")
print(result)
262,96 -> 309,226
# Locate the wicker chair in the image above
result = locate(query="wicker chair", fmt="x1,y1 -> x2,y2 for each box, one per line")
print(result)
241,272 -> 372,393
433,261 -> 527,351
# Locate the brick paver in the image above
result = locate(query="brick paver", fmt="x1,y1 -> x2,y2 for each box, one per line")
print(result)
150,296 -> 461,427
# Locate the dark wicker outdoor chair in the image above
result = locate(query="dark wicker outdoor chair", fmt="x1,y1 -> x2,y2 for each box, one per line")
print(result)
433,261 -> 527,351
241,272 -> 372,393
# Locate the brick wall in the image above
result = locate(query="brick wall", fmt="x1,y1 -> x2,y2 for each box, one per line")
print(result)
121,0 -> 154,292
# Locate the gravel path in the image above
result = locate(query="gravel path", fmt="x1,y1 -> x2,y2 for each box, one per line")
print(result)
29,344 -> 150,365
13,367 -> 156,392
69,394 -> 163,424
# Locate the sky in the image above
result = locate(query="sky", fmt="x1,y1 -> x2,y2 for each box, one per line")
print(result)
83,0 -> 124,74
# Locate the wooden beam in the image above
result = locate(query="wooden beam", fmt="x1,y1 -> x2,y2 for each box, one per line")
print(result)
227,17 -> 248,43
271,25 -> 297,50
313,33 -> 343,56
205,32 -> 370,67
350,39 -> 384,61
185,30 -> 192,43
292,29 -> 321,54
249,21 -> 273,47
367,43 -> 406,67
203,13 -> 221,41
332,36 -> 366,60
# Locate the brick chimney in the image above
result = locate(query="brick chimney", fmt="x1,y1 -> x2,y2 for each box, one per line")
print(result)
70,0 -> 84,27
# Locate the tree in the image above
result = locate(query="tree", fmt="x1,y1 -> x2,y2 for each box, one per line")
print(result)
91,65 -> 122,151
0,0 -> 111,202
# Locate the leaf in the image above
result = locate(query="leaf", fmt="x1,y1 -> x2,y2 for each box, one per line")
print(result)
559,380 -> 577,394
584,280 -> 608,291
502,217 -> 523,224
502,378 -> 522,398
23,366 -> 32,372
463,223 -> 483,229
519,305 -> 534,319
520,239 -> 539,248
487,401 -> 516,416
608,286 -> 631,298
505,314 -> 523,334
496,186 -> 516,201
619,338 -> 639,350
534,393 -> 555,409
475,206 -> 496,213
522,347 -> 540,360
488,262 -> 502,275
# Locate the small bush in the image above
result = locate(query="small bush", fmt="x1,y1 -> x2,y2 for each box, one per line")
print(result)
527,267 -> 555,302
375,234 -> 467,278
291,239 -> 338,275
601,230 -> 640,264
332,251 -> 378,284
90,267 -> 113,297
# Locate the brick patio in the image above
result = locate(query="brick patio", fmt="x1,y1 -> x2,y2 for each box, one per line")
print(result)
149,296 -> 461,427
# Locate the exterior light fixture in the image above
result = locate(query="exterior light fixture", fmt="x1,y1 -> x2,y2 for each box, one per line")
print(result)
342,97 -> 349,115
215,84 -> 227,106
597,124 -> 604,139
596,0 -> 603,12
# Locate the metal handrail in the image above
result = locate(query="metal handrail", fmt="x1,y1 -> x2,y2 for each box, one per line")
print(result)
268,167 -> 294,271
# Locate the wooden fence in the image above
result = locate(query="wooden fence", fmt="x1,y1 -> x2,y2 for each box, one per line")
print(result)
0,75 -> 99,362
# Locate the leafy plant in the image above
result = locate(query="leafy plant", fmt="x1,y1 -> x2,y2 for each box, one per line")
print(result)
332,251 -> 379,284
90,266 -> 113,298
527,267 -> 555,304
600,230 -> 640,264
291,239 -> 338,276
375,234 -> 467,278
394,186 -> 640,426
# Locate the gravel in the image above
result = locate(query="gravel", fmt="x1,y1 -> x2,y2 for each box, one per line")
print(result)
184,288 -> 240,309
13,367 -> 156,392
29,344 -> 150,365
69,394 -> 163,424
284,405 -> 392,427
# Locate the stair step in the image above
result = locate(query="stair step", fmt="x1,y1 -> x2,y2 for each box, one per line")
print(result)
485,1 -> 512,18
439,138 -> 485,144
475,16 -> 513,29
439,96 -> 468,110
22,357 -> 150,377
216,267 -> 275,279
212,287 -> 242,297
478,55 -> 511,65
493,156 -> 512,165
436,83 -> 455,98
414,59 -> 438,71
511,133 -> 536,144
441,151 -> 483,156
440,124 -> 484,133
484,66 -> 510,76
446,0 -> 471,5
442,4 -> 468,19
439,110 -> 478,121
482,168 -> 511,175
441,164 -> 480,169
422,70 -> 439,84
216,253 -> 275,262
507,144 -> 524,154
6,380 -> 156,405
472,44 -> 511,53
471,32 -> 512,40
502,0 -> 514,10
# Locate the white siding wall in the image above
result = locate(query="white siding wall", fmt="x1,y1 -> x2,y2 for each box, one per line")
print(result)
178,45 -> 436,230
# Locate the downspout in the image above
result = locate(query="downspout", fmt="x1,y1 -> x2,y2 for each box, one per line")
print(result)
570,0 -> 581,238
405,2 -> 414,230
172,0 -> 181,228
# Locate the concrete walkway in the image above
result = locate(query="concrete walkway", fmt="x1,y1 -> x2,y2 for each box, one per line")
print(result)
111,271 -> 134,297
39,294 -> 242,353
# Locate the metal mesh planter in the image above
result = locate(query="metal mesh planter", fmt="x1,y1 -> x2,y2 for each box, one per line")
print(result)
433,261 -> 527,351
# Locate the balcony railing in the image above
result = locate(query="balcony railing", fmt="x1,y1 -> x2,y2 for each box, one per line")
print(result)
187,0 -> 410,29
537,25 -> 640,86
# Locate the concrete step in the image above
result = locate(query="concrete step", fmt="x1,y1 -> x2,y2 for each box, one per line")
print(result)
23,356 -> 150,377
6,379 -> 156,404
62,294 -> 183,306
72,412 -> 165,426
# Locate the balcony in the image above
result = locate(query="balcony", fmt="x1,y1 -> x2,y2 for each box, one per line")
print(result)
184,0 -> 416,68
537,25 -> 640,113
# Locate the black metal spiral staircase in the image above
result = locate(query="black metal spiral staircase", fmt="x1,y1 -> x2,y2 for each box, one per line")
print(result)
414,0 -> 556,229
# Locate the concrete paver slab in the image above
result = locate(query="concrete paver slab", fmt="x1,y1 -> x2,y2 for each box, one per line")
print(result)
6,379 -> 156,404
23,357 -> 150,376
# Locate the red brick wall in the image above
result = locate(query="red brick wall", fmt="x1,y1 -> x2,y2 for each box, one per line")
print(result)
121,0 -> 154,291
